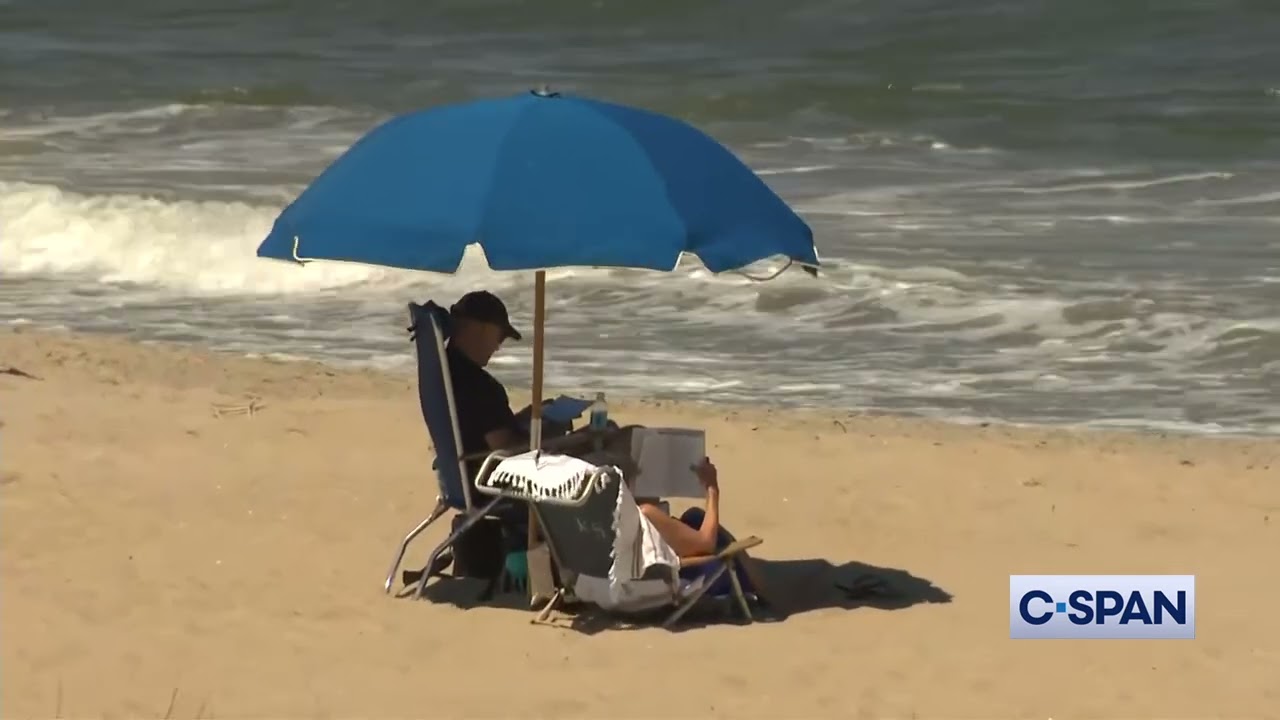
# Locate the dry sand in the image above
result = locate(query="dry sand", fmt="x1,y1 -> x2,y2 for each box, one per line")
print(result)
1,327 -> 1277,719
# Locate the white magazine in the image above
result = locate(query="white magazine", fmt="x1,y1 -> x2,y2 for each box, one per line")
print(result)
629,427 -> 706,499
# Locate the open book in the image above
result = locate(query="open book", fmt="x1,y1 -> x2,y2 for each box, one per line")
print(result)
514,395 -> 593,430
541,395 -> 593,424
629,427 -> 706,499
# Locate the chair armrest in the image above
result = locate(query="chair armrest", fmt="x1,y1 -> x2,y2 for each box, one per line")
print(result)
468,425 -> 629,460
679,536 -> 764,567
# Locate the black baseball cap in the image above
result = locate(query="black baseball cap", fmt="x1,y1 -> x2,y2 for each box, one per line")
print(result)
450,290 -> 522,341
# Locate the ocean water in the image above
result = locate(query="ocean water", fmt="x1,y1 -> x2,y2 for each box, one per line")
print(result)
2,0 -> 1278,435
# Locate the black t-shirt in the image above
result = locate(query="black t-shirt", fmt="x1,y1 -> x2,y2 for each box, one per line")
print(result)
446,344 -> 521,477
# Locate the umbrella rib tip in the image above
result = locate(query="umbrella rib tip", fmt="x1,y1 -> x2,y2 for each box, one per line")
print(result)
291,235 -> 313,265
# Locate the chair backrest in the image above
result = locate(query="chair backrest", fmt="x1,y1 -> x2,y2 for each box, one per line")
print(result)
407,301 -> 472,511
535,471 -> 623,580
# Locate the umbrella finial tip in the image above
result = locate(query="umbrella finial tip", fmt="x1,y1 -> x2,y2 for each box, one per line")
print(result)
531,85 -> 560,99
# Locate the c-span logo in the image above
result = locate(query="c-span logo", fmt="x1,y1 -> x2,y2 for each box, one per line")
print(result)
1010,575 -> 1195,639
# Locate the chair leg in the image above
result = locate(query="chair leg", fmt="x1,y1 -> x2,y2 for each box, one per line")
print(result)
726,558 -> 754,622
384,498 -> 448,594
531,588 -> 565,625
412,494 -> 507,600
663,563 -> 728,629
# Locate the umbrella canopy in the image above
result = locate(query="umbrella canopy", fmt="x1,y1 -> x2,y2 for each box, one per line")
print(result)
257,88 -> 819,273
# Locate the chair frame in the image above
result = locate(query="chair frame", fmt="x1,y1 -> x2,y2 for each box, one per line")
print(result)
382,302 -> 513,599
475,460 -> 763,628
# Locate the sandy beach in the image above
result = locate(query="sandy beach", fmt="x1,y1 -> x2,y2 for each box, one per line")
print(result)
1,327 -> 1277,719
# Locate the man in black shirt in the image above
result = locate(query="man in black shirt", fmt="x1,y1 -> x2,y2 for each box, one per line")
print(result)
403,291 -> 528,589
446,290 -> 527,478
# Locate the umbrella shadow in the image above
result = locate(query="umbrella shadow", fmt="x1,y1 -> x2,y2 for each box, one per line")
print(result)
403,559 -> 952,635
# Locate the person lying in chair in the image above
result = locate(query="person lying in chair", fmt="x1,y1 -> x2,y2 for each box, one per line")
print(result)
632,456 -> 770,602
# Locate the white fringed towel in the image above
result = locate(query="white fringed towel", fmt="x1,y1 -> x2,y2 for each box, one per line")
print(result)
484,451 -> 600,503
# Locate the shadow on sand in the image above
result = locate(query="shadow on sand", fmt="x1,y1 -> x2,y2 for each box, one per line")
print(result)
410,558 -> 952,636
403,574 -> 532,612
759,558 -> 953,615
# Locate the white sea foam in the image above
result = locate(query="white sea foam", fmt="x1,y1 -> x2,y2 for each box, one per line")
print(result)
2,149 -> 1276,435
1,104 -> 193,139
0,181 -> 529,295
1191,190 -> 1280,207
2,102 -> 363,140
995,171 -> 1234,194
756,165 -> 838,176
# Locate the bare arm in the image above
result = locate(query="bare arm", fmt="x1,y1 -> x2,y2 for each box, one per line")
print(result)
638,458 -> 722,557
484,427 -> 517,451
641,490 -> 720,557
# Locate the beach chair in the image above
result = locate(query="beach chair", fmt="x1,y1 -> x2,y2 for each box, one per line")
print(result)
477,452 -> 763,628
382,301 -> 516,599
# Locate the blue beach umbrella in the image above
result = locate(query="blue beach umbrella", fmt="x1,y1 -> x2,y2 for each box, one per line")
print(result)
257,88 -> 820,446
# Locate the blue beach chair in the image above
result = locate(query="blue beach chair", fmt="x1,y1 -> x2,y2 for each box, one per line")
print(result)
383,301 -> 517,599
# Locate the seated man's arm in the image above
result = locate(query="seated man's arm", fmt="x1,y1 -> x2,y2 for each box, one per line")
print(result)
484,426 -> 520,451
486,423 -> 587,452
480,391 -> 613,454
480,384 -> 527,451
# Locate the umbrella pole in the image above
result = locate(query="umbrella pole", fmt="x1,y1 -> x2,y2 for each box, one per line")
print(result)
530,270 -> 546,450
526,271 -> 547,604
